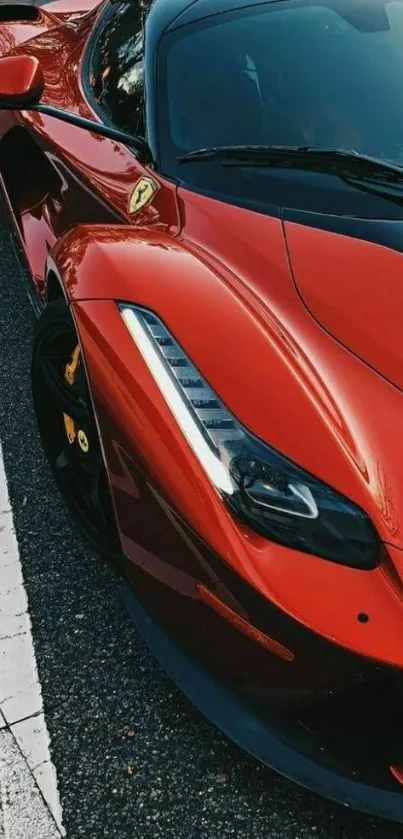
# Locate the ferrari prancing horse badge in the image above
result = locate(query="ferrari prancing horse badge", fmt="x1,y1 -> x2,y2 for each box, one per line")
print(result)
128,176 -> 159,215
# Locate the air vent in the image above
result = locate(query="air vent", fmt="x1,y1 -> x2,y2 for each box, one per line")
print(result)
141,310 -> 242,448
0,5 -> 39,22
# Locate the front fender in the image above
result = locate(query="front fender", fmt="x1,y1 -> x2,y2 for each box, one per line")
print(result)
48,223 -> 358,506
45,222 -> 403,667
71,295 -> 403,670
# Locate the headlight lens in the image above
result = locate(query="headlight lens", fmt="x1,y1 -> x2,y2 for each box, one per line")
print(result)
119,304 -> 379,570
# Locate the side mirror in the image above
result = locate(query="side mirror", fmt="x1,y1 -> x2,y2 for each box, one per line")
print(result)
0,55 -> 44,109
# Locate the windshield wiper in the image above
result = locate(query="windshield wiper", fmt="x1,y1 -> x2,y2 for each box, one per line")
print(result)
177,144 -> 403,180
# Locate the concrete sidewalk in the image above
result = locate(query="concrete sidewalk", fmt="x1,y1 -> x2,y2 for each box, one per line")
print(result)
0,442 -> 64,838
0,728 -> 60,839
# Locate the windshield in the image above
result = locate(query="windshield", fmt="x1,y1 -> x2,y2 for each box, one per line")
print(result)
157,0 -> 403,213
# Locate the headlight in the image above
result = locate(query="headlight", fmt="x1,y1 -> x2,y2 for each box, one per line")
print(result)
119,304 -> 379,570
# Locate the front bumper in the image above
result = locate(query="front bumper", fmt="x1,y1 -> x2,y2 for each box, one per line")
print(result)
123,579 -> 403,823
97,420 -> 403,819
101,435 -> 403,820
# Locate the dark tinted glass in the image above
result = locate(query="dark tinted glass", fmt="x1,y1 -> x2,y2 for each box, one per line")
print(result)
159,0 -> 403,165
90,3 -> 145,135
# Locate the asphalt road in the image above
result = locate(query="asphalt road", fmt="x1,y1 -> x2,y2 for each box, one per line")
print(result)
0,204 -> 401,839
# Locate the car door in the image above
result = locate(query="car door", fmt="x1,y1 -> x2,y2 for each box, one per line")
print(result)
0,0 -> 179,294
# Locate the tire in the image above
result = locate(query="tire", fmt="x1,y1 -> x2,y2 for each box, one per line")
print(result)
31,300 -> 120,559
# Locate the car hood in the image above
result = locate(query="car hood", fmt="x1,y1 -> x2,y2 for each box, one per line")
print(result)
284,214 -> 403,393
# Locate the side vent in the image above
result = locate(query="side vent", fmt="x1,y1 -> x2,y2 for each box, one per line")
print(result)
0,5 -> 39,21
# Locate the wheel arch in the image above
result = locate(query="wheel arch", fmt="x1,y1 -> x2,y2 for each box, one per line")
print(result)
45,268 -> 67,304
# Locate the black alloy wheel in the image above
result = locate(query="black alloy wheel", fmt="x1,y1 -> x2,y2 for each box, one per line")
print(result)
31,300 -> 120,559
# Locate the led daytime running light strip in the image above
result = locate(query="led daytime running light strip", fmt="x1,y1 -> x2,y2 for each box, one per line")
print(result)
120,306 -> 234,495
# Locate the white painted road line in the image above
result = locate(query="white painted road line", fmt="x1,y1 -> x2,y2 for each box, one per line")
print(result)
0,442 -> 65,836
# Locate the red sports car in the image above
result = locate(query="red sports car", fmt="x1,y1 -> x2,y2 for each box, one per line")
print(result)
1,0 -> 403,822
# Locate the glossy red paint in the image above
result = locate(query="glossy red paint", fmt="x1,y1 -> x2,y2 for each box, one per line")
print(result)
391,766 -> 403,787
40,0 -> 101,16
13,10 -> 177,229
1,1 -> 403,807
0,3 -> 401,661
285,220 -> 403,394
0,54 -> 44,104
49,213 -> 403,558
195,583 -> 295,662
0,7 -> 61,60
69,296 -> 403,670
0,2 -> 179,292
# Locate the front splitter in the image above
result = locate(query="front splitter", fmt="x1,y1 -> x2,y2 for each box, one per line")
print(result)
122,582 -> 403,824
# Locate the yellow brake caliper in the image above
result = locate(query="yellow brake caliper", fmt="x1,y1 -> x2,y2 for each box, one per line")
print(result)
63,345 -> 81,445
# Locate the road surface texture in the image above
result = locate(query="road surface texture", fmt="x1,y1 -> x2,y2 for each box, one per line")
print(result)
0,197 -> 401,838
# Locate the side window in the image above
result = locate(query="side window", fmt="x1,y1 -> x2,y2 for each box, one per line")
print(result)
90,3 -> 145,136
